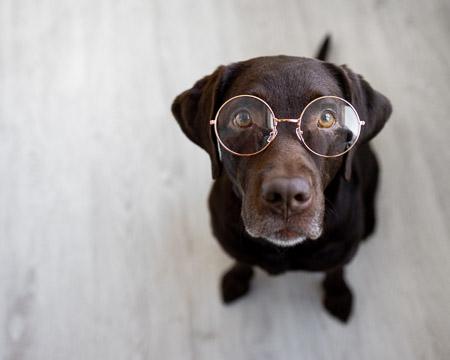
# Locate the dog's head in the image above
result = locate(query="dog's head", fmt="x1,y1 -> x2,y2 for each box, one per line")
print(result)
172,56 -> 391,247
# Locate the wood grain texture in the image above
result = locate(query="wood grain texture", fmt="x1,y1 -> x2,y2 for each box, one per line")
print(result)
1,0 -> 449,359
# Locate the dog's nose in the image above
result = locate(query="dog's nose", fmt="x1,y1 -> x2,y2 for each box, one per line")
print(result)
262,177 -> 312,215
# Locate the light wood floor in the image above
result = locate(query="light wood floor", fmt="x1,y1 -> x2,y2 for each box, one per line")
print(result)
1,0 -> 450,359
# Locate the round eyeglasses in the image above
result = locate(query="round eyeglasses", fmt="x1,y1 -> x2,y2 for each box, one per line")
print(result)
210,95 -> 365,158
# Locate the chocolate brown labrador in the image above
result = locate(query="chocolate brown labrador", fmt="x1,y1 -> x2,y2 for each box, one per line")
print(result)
171,38 -> 392,322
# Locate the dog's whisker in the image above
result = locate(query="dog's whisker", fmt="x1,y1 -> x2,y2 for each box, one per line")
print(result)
324,197 -> 339,219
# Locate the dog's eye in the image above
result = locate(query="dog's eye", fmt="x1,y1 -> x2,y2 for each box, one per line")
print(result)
233,111 -> 253,128
317,111 -> 335,128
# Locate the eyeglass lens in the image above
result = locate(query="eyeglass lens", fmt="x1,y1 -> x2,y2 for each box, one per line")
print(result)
300,97 -> 360,156
216,96 -> 274,155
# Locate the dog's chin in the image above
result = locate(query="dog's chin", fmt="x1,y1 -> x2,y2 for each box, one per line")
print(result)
246,226 -> 322,248
267,228 -> 321,247
266,233 -> 307,247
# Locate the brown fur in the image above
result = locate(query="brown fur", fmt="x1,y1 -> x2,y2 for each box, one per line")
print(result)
172,54 -> 392,322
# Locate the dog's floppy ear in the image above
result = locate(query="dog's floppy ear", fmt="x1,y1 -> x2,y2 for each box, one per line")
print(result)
171,66 -> 228,179
338,65 -> 393,181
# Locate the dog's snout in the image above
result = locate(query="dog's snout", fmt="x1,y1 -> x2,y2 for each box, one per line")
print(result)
262,177 -> 312,215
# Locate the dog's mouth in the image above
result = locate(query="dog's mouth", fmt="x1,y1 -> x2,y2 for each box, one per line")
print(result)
242,195 -> 324,247
243,212 -> 323,247
239,166 -> 326,248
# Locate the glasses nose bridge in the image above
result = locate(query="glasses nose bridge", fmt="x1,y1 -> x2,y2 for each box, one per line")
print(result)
269,117 -> 304,146
274,118 -> 300,124
272,117 -> 302,137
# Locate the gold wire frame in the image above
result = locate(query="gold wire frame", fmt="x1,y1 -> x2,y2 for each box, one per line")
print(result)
210,94 -> 365,158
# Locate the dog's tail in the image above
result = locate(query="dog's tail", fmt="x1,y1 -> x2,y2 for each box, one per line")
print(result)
315,34 -> 331,61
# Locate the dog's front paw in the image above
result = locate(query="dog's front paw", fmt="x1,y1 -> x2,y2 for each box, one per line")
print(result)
221,263 -> 254,304
322,269 -> 353,323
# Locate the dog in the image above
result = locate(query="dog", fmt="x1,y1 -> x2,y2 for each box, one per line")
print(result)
171,37 -> 392,322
